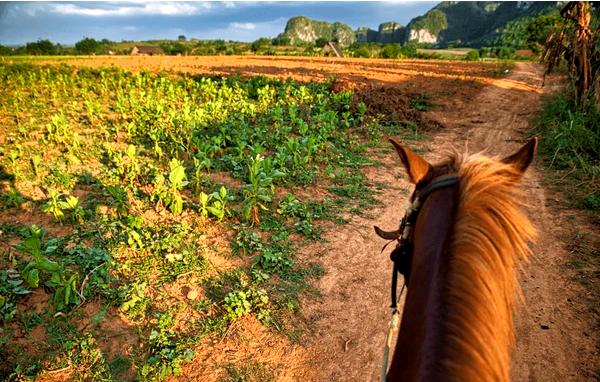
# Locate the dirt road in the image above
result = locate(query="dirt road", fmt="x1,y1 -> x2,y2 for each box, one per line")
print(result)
298,62 -> 598,381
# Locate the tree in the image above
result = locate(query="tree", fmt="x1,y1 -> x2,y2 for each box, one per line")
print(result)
525,13 -> 563,52
75,37 -> 100,54
25,39 -> 57,55
178,35 -> 186,42
250,38 -> 271,53
315,37 -> 328,48
542,1 -> 600,106
271,35 -> 290,46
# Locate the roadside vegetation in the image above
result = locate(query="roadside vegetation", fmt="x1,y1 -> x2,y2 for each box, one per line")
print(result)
534,0 -> 599,341
536,1 -> 599,217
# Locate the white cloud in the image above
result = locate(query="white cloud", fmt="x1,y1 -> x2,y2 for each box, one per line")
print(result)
50,2 -> 212,17
230,22 -> 256,31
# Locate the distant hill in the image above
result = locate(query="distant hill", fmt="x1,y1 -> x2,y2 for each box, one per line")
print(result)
405,1 -> 560,46
279,16 -> 355,47
281,2 -> 560,48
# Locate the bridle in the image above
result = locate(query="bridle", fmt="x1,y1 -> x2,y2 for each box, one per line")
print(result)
375,173 -> 460,381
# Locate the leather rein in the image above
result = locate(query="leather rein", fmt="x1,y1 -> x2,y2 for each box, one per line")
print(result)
375,174 -> 460,381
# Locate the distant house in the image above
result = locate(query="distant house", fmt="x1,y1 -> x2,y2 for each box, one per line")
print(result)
323,42 -> 343,58
130,45 -> 164,56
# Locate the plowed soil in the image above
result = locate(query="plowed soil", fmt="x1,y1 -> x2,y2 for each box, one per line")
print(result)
26,56 -> 599,381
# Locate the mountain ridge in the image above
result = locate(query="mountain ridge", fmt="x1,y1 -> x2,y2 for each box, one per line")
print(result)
279,1 -> 561,47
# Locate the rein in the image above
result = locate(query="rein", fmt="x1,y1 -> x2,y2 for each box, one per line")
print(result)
376,174 -> 460,381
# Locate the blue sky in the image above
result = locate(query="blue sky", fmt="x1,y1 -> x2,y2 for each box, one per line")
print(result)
0,1 -> 437,45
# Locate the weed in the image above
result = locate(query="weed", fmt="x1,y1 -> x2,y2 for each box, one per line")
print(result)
15,226 -> 80,311
223,287 -> 270,323
221,361 -> 275,382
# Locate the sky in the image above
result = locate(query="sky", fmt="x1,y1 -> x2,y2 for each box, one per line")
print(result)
0,1 -> 437,45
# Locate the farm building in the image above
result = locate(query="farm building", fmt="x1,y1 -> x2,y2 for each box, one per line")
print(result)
130,45 -> 164,56
323,42 -> 343,57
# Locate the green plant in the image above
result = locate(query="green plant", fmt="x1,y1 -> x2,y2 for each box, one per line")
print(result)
242,155 -> 284,225
46,112 -> 72,145
192,155 -> 212,194
223,287 -> 270,323
42,191 -> 83,222
61,194 -> 84,223
120,282 -> 148,319
110,144 -> 141,187
534,91 -> 600,211
2,186 -> 25,208
42,190 -> 65,221
31,154 -> 42,177
208,186 -> 231,220
105,184 -> 129,217
254,246 -> 293,275
0,269 -> 31,322
231,228 -> 263,256
15,225 -> 80,311
141,312 -> 195,380
152,158 -> 189,214
465,50 -> 480,61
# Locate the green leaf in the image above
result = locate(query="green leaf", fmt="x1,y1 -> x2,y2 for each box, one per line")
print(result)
199,192 -> 209,205
50,272 -> 61,285
65,284 -> 71,305
39,258 -> 60,272
26,269 -> 39,288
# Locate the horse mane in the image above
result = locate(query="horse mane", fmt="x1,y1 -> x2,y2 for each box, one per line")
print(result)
440,153 -> 536,381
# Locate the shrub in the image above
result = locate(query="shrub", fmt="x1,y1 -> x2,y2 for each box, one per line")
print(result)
465,50 -> 480,61
354,46 -> 371,58
496,46 -> 515,60
380,44 -> 402,59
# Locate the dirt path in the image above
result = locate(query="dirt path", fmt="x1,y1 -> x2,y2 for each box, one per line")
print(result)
299,62 -> 598,381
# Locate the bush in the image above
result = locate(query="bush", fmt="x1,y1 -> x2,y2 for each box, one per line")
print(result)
496,46 -> 515,60
354,46 -> 371,58
380,44 -> 402,59
465,50 -> 480,61
478,47 -> 493,58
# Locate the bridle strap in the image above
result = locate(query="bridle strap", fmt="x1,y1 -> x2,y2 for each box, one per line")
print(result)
387,174 -> 460,308
416,174 -> 460,202
381,173 -> 460,381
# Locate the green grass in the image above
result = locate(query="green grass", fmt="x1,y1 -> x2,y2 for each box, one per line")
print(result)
533,90 -> 600,214
0,61 -> 429,380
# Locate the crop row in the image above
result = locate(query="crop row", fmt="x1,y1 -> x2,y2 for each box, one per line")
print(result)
0,63 -> 408,380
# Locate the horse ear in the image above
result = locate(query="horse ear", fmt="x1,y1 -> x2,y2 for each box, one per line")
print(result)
501,137 -> 538,174
389,138 -> 432,184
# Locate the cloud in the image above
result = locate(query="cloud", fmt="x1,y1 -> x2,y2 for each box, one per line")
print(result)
230,22 -> 256,31
50,2 -> 212,17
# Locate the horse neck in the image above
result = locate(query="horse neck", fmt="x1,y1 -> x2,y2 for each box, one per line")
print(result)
387,184 -> 460,382
387,168 -> 529,382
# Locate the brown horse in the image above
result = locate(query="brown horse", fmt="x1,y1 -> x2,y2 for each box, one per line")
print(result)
378,138 -> 538,382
